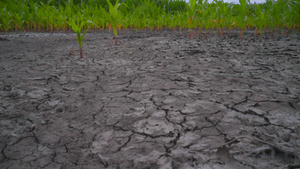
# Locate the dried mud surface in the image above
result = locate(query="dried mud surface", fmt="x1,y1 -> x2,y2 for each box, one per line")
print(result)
0,30 -> 299,169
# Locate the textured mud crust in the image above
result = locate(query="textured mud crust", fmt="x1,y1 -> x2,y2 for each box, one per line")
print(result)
0,30 -> 299,169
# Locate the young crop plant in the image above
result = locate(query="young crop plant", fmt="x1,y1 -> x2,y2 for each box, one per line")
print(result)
282,0 -> 299,33
254,3 -> 267,36
213,0 -> 232,36
263,0 -> 286,34
186,0 -> 197,39
223,4 -> 235,35
0,6 -> 11,32
106,0 -> 127,45
237,0 -> 250,40
68,20 -> 93,59
196,0 -> 212,38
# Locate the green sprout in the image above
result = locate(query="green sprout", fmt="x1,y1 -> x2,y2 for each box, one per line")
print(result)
254,3 -> 267,36
68,20 -> 91,59
106,0 -> 126,45
186,0 -> 197,39
0,6 -> 12,32
237,0 -> 250,40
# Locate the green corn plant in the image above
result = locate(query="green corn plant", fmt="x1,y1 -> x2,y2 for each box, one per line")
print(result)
156,15 -> 165,30
254,3 -> 267,35
176,13 -> 186,33
170,13 -> 179,31
213,0 -> 232,35
92,5 -> 107,30
282,0 -> 299,33
197,0 -> 210,37
264,0 -> 285,33
165,13 -> 174,29
68,20 -> 92,59
237,0 -> 250,39
7,0 -> 26,31
45,6 -> 57,31
209,9 -> 218,34
186,0 -> 197,39
121,14 -> 132,29
106,0 -> 126,45
0,6 -> 12,32
147,18 -> 156,31
223,4 -> 235,35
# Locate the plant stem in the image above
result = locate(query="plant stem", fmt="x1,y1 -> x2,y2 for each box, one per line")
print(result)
80,48 -> 83,59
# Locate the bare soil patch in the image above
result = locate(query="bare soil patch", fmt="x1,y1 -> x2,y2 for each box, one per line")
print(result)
0,30 -> 299,169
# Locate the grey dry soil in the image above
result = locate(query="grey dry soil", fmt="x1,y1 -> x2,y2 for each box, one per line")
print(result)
0,30 -> 299,169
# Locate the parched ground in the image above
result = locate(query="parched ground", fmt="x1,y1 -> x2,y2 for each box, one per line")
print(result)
0,29 -> 299,169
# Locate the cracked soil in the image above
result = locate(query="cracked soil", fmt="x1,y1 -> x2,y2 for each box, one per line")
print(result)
0,30 -> 299,169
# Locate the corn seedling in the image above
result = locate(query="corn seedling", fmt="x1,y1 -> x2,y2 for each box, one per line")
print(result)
68,20 -> 92,59
186,0 -> 197,39
254,3 -> 267,36
0,6 -> 11,32
237,0 -> 250,39
106,0 -> 126,45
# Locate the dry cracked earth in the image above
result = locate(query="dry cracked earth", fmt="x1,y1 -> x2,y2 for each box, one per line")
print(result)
0,30 -> 299,169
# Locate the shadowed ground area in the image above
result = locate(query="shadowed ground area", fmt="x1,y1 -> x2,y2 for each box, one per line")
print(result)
0,30 -> 299,169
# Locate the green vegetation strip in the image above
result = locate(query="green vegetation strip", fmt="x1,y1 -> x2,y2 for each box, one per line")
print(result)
1,0 -> 299,34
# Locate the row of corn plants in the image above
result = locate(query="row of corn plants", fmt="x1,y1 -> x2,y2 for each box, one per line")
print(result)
1,0 -> 299,34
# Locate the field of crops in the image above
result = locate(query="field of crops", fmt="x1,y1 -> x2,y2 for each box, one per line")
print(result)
1,0 -> 299,34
